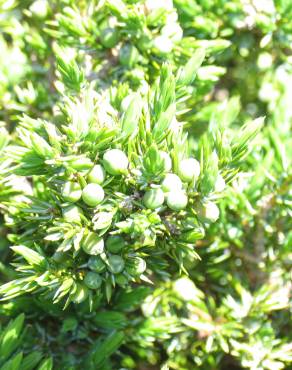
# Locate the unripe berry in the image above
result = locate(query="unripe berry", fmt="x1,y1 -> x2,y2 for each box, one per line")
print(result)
178,158 -> 200,183
197,202 -> 220,223
61,181 -> 82,203
82,233 -> 104,255
144,0 -> 173,13
82,184 -> 104,207
100,27 -> 119,48
106,235 -> 126,253
257,52 -> 273,70
167,191 -> 188,211
103,149 -> 129,175
161,23 -> 183,42
84,272 -> 102,289
88,256 -> 106,272
161,173 -> 182,193
52,251 -> 68,264
119,44 -> 140,68
153,35 -> 173,56
159,151 -> 172,172
87,164 -> 106,184
63,205 -> 83,223
126,257 -> 146,276
29,0 -> 48,19
143,188 -> 165,210
108,255 -> 125,274
115,274 -> 128,286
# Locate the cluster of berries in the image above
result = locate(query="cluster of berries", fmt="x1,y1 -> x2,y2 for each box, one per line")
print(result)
47,146 -> 221,299
143,156 -> 200,211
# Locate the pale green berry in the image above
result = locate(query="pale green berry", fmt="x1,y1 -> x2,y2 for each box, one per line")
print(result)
100,27 -> 119,48
143,188 -> 165,210
167,191 -> 188,211
161,23 -> 183,42
115,274 -> 128,286
161,173 -> 182,193
159,151 -> 172,172
103,149 -> 129,175
61,181 -> 82,203
145,0 -> 173,12
153,35 -> 173,55
257,52 -> 273,70
119,44 -> 140,68
87,165 -> 106,184
178,158 -> 200,183
108,255 -> 125,274
126,257 -> 146,276
29,0 -> 48,18
82,233 -> 104,255
63,205 -> 83,223
52,251 -> 67,264
84,272 -> 102,289
197,202 -> 220,223
106,236 -> 126,253
88,256 -> 106,273
82,184 -> 104,207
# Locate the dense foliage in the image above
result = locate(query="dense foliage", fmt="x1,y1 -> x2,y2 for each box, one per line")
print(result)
0,1 -> 291,369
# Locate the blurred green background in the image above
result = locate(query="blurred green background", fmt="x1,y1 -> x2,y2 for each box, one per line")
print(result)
0,1 -> 291,369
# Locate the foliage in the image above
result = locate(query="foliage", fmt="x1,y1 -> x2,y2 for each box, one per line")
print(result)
0,0 -> 291,369
0,313 -> 52,370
